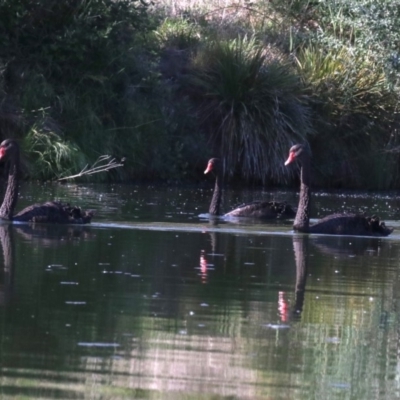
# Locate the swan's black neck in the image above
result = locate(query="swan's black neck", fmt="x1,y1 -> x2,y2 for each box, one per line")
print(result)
0,151 -> 19,220
294,153 -> 311,232
209,170 -> 223,216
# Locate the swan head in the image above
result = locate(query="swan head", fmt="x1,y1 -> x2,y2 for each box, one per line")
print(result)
204,158 -> 220,174
284,144 -> 310,166
0,139 -> 19,161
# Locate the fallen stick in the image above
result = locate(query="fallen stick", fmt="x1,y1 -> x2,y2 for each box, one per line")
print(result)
57,155 -> 125,181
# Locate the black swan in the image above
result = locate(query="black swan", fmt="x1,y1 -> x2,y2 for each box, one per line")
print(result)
0,139 -> 93,224
204,158 -> 295,219
284,144 -> 392,236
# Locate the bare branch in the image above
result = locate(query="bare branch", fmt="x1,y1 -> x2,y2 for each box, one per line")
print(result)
57,155 -> 125,181
385,146 -> 400,154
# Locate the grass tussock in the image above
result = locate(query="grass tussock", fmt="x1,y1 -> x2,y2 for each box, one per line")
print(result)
186,35 -> 312,184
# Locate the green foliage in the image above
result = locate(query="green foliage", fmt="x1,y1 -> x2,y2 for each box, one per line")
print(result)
294,43 -> 393,117
186,36 -> 312,184
294,42 -> 399,188
260,0 -> 400,93
156,17 -> 200,50
268,0 -> 400,92
0,0 -> 399,188
0,0 -> 165,181
247,0 -> 400,188
316,0 -> 400,88
267,0 -> 321,26
23,126 -> 84,180
0,0 -> 151,69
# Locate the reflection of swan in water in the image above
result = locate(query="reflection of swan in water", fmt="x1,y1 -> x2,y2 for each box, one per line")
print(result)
276,235 -> 309,322
204,158 -> 295,219
0,223 -> 94,305
311,236 -> 384,259
0,139 -> 94,223
284,144 -> 392,236
14,223 -> 94,247
291,235 -> 308,320
198,230 -> 218,284
270,235 -> 310,324
198,228 -> 222,284
0,224 -> 14,306
199,250 -> 208,284
279,234 -> 389,322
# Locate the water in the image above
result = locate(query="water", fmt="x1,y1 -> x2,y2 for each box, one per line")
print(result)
1,182 -> 400,399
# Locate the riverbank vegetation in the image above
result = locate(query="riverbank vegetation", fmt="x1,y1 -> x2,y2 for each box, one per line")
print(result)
0,0 -> 399,189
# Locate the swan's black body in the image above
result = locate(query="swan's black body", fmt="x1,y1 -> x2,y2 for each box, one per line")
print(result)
0,139 -> 93,224
285,144 -> 392,236
204,158 -> 295,219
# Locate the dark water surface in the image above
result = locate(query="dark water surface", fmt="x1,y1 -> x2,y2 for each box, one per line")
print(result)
1,183 -> 400,399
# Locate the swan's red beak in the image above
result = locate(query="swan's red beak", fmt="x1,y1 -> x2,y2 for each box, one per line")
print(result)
0,147 -> 5,160
204,161 -> 213,174
284,151 -> 296,166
